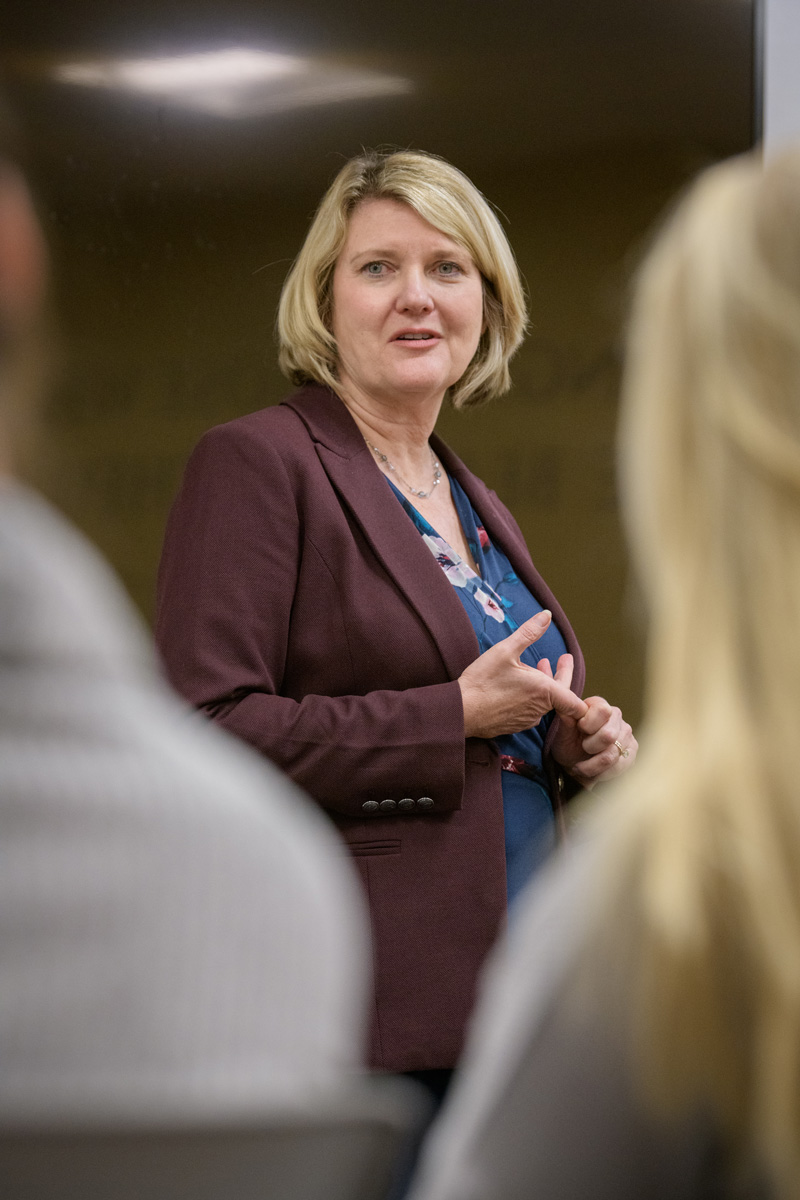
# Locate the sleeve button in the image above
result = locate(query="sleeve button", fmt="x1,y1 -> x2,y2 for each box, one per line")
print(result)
397,798 -> 415,812
379,799 -> 397,812
362,801 -> 380,813
416,797 -> 434,809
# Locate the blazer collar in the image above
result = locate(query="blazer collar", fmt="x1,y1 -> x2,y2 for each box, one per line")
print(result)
281,383 -> 366,459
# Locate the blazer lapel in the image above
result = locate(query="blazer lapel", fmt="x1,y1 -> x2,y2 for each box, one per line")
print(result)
436,435 -> 586,696
284,387 -> 480,680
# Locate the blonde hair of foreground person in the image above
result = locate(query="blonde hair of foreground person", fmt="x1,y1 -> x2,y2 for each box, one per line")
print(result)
599,145 -> 800,1195
277,148 -> 528,410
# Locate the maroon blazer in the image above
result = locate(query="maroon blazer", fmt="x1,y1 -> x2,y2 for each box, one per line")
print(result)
156,384 -> 585,1071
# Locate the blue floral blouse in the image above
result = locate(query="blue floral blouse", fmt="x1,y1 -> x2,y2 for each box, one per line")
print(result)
387,476 -> 568,905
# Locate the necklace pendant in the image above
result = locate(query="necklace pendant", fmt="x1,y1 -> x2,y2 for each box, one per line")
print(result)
365,437 -> 441,500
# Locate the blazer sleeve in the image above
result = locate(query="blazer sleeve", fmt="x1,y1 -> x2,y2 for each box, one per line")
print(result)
155,421 -> 468,819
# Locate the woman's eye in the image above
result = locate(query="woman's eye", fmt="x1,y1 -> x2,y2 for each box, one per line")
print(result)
437,261 -> 462,276
363,261 -> 386,276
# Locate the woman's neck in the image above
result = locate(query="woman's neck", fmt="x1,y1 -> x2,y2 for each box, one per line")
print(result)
337,383 -> 444,484
346,405 -> 441,499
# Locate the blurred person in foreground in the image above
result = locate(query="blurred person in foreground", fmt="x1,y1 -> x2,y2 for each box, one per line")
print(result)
0,116 -> 368,1124
409,146 -> 800,1200
156,150 -> 637,1095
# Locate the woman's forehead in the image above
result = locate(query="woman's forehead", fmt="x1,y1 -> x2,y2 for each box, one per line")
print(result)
342,196 -> 472,257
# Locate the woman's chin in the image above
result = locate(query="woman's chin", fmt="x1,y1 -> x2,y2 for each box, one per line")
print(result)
377,366 -> 460,406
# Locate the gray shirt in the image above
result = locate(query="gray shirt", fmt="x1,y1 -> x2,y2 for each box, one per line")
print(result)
410,827 -> 768,1200
0,483 -> 368,1124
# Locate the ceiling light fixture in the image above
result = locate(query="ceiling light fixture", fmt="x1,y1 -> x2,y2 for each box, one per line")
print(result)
55,49 -> 304,93
52,47 -> 413,118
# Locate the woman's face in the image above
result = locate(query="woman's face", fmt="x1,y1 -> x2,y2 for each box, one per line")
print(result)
331,198 -> 485,413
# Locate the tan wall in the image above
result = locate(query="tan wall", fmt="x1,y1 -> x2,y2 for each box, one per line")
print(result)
34,142 -> 716,727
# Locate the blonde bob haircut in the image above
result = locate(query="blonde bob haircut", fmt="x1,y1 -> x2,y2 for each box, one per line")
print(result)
277,149 -> 528,410
584,146 -> 800,1198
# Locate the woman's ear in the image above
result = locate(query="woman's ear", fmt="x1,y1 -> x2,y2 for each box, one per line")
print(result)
0,167 -> 47,339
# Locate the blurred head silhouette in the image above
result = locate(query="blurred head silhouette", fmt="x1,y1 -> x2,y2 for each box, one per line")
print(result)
605,144 -> 800,1196
0,103 -> 48,476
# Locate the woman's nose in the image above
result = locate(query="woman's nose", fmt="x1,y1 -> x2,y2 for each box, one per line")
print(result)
396,268 -> 434,313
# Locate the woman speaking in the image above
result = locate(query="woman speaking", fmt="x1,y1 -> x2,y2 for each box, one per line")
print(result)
156,149 -> 637,1086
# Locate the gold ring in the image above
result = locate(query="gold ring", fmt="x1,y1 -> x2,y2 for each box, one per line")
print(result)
614,739 -> 630,759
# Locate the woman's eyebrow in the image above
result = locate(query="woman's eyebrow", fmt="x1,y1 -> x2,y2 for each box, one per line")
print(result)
346,246 -> 397,262
347,243 -> 471,264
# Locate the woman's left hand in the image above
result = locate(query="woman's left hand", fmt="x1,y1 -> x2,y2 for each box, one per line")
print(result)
536,660 -> 637,787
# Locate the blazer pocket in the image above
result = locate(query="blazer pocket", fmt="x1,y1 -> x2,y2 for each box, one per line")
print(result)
349,839 -> 401,857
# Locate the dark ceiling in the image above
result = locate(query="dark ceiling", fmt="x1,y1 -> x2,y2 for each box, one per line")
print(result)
0,0 -> 758,199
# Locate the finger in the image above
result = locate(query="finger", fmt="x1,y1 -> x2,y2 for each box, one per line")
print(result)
549,678 -> 588,722
574,723 -> 637,781
536,653 -> 573,688
572,739 -> 635,783
553,653 -> 574,689
576,695 -> 615,737
571,752 -> 618,784
580,717 -> 626,760
507,610 -> 551,661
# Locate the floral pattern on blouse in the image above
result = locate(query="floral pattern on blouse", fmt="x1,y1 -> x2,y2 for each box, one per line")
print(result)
386,474 -> 569,790
387,474 -> 573,899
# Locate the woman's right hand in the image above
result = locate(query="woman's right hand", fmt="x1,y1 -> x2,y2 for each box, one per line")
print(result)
458,610 -> 588,740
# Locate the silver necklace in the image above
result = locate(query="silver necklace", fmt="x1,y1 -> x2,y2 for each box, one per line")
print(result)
365,438 -> 442,499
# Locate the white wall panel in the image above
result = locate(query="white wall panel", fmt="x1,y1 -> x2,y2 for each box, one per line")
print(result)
764,0 -> 800,154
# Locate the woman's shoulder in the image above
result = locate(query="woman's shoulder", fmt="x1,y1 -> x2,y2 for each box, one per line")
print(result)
173,385 -> 354,513
185,398 -> 316,487
201,397 -> 308,452
196,383 -> 352,459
